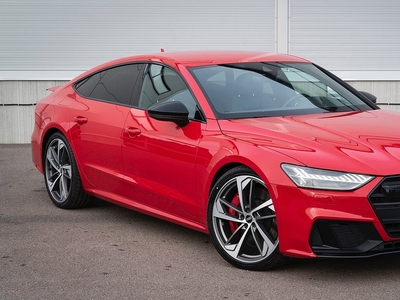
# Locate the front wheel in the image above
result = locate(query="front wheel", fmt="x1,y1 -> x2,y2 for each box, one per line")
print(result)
208,166 -> 288,270
44,132 -> 93,209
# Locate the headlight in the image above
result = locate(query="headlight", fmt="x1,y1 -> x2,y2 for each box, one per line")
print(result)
281,164 -> 374,190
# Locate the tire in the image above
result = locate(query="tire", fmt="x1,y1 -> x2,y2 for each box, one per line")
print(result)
43,132 -> 93,209
208,166 -> 288,270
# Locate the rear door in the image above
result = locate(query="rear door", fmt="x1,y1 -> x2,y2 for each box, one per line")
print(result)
69,63 -> 144,195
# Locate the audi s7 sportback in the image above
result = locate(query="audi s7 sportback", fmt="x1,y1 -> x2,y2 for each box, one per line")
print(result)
32,51 -> 400,270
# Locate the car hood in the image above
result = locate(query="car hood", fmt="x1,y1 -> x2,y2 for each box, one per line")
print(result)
218,110 -> 400,175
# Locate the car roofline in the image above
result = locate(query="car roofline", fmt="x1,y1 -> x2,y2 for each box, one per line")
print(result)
115,50 -> 310,67
70,50 -> 311,83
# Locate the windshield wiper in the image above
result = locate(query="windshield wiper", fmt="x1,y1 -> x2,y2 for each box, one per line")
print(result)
322,106 -> 338,112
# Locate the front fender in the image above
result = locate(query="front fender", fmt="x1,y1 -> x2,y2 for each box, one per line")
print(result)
195,124 -> 301,226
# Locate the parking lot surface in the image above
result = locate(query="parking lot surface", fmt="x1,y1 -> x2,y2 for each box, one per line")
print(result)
1,144 -> 400,300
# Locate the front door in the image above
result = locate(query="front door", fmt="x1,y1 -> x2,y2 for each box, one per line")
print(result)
122,63 -> 204,221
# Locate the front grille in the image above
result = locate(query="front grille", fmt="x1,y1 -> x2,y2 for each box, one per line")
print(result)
368,176 -> 400,237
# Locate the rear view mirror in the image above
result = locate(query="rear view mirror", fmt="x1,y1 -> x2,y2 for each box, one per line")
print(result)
148,101 -> 189,127
359,91 -> 377,103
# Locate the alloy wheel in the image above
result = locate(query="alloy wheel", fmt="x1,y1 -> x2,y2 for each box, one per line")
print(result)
211,174 -> 279,264
45,138 -> 72,204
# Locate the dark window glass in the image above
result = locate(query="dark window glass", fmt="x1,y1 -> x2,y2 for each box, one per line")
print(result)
138,64 -> 199,119
75,72 -> 102,97
75,64 -> 143,106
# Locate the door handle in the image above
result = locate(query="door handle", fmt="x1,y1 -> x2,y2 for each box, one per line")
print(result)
74,116 -> 88,125
125,127 -> 141,137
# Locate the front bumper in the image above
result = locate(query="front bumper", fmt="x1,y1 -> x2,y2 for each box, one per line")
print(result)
272,175 -> 400,258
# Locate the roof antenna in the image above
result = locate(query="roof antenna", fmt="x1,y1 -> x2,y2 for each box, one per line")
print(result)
160,48 -> 165,52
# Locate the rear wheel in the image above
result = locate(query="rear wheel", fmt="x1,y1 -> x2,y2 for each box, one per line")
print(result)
208,166 -> 288,270
44,132 -> 93,208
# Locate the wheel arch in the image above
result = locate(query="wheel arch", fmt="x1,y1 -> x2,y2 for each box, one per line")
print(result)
208,156 -> 274,197
39,124 -> 73,174
209,162 -> 244,195
41,128 -> 64,165
199,144 -> 294,230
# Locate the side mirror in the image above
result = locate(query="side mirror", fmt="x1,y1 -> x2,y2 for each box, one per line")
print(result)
148,101 -> 189,127
359,91 -> 377,103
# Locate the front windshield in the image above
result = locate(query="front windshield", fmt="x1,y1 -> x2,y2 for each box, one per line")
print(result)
189,62 -> 373,119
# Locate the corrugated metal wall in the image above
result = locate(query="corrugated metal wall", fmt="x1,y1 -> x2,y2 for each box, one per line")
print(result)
290,0 -> 400,81
0,0 -> 276,80
347,81 -> 400,111
289,0 -> 400,113
0,0 -> 276,143
0,0 -> 399,143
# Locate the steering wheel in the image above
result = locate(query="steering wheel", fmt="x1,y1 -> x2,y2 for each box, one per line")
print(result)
282,94 -> 307,108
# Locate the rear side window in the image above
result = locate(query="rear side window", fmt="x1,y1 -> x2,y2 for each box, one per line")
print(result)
75,64 -> 143,106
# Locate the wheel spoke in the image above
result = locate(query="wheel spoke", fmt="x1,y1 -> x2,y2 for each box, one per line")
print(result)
62,165 -> 72,180
236,176 -> 251,212
214,200 -> 244,223
254,221 -> 277,256
225,225 -> 251,259
47,147 -> 60,171
219,197 -> 243,215
226,223 -> 247,245
48,173 -> 61,192
251,198 -> 274,214
58,140 -> 65,163
59,173 -> 69,201
248,179 -> 254,208
255,214 -> 276,221
251,225 -> 265,256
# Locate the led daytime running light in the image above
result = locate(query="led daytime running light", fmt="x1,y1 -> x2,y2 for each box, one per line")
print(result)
281,164 -> 374,190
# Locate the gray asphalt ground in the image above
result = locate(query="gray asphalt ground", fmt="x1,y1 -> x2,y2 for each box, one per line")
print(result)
2,144 -> 400,300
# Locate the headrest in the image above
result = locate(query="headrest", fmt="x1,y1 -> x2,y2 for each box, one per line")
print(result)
235,72 -> 264,96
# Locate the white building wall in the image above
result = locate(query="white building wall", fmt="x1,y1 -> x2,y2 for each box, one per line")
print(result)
0,81 -> 67,143
289,0 -> 400,79
0,0 -> 276,80
0,0 -> 399,143
347,81 -> 400,112
288,0 -> 400,111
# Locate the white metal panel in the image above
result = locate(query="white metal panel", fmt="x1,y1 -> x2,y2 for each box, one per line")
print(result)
275,0 -> 290,53
347,81 -> 400,105
0,0 -> 275,80
290,0 -> 400,79
0,106 -> 34,143
0,81 -> 68,143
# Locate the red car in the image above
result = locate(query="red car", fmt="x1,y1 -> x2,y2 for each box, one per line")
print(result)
32,51 -> 400,270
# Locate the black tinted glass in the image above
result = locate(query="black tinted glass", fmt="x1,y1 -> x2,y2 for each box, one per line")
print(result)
76,64 -> 143,105
75,72 -> 102,97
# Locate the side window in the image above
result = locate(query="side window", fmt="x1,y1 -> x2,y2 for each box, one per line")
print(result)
138,64 -> 198,119
75,64 -> 143,106
75,72 -> 102,96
